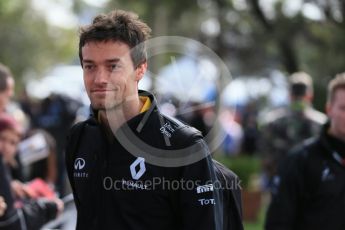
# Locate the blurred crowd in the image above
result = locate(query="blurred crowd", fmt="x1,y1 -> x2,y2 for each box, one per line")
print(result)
174,70 -> 345,229
0,63 -> 79,229
0,55 -> 344,229
174,71 -> 328,187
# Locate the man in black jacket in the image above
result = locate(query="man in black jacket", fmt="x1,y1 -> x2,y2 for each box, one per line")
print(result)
65,9 -> 242,230
265,73 -> 345,230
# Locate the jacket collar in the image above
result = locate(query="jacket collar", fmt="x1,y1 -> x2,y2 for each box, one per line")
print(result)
87,90 -> 160,133
89,90 -> 157,121
320,121 -> 345,167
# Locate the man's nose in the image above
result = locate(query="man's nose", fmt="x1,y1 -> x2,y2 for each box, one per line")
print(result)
94,68 -> 108,84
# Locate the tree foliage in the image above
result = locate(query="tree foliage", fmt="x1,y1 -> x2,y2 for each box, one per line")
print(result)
247,0 -> 345,77
101,0 -> 345,77
0,0 -> 76,90
1,0 -> 343,105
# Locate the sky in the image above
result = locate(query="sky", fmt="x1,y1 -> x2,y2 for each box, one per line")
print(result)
30,0 -> 110,29
31,0 -> 325,30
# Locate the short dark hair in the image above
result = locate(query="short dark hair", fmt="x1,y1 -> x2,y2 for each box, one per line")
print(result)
79,9 -> 151,68
0,63 -> 12,92
327,72 -> 345,103
289,72 -> 313,98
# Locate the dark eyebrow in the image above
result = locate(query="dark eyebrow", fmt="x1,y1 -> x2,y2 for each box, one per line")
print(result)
106,58 -> 121,63
82,59 -> 94,64
82,58 -> 121,64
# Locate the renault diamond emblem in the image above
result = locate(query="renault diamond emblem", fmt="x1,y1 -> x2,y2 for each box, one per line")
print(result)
130,157 -> 146,180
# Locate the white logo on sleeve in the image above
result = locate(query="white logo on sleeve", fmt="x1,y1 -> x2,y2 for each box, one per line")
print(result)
198,199 -> 215,206
321,166 -> 334,181
130,157 -> 146,180
196,184 -> 214,194
74,158 -> 86,170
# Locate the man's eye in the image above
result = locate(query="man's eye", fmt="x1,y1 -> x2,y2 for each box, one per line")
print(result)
84,65 -> 94,70
110,64 -> 120,71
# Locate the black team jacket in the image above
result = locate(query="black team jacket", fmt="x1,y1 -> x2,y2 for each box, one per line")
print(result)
65,90 -> 243,230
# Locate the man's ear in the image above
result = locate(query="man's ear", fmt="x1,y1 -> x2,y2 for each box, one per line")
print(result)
135,62 -> 147,81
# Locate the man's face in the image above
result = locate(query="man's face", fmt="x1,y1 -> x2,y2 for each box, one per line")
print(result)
81,40 -> 146,110
327,88 -> 345,140
0,129 -> 20,164
0,77 -> 14,112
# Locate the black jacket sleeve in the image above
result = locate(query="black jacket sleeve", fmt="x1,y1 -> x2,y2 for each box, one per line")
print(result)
168,139 -> 222,230
213,160 -> 243,230
169,122 -> 243,230
178,157 -> 220,229
21,198 -> 58,230
265,152 -> 305,230
64,122 -> 85,205
64,121 -> 86,230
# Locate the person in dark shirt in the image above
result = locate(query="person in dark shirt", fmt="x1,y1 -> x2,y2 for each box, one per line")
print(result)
259,72 -> 326,189
265,73 -> 345,230
65,9 -> 242,230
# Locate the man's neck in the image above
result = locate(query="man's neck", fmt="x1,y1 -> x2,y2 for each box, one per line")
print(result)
98,96 -> 143,132
328,127 -> 345,143
290,100 -> 310,112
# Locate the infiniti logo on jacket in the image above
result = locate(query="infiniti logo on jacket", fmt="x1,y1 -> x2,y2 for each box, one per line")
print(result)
74,157 -> 88,178
75,158 -> 86,170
